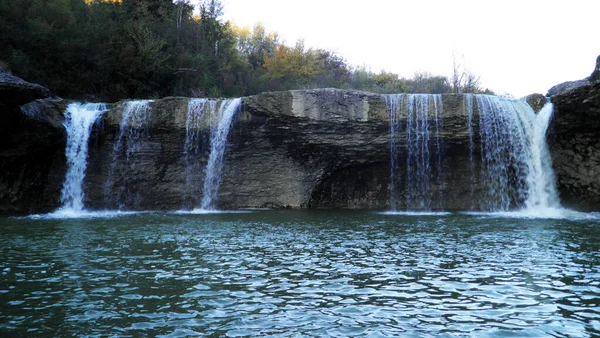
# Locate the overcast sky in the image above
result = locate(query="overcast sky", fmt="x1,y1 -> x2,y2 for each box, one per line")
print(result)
214,0 -> 599,97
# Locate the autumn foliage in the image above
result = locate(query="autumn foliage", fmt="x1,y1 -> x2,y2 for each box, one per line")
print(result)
0,0 -> 492,101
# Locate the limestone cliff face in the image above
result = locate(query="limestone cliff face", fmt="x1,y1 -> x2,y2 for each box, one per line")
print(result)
235,90 -> 477,210
79,89 -> 482,211
81,90 -> 394,210
4,84 -> 599,214
548,82 -> 600,211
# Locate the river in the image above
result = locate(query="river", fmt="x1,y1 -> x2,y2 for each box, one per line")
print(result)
1,210 -> 599,337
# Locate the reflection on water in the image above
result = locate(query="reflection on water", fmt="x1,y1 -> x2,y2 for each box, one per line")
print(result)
1,211 -> 600,337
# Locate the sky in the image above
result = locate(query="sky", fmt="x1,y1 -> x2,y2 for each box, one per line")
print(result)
210,0 -> 598,97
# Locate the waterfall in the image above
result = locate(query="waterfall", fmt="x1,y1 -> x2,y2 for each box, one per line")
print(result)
465,94 -> 476,209
184,98 -> 217,207
475,95 -> 561,214
57,103 -> 107,213
522,102 -> 560,211
405,94 -> 431,209
385,93 -> 561,214
199,98 -> 242,210
385,94 -> 403,211
476,95 -> 530,210
114,100 -> 152,160
105,100 -> 152,209
385,94 -> 443,210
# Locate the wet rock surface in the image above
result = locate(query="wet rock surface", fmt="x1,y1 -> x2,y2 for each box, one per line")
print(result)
2,82 -> 599,213
81,89 -> 481,211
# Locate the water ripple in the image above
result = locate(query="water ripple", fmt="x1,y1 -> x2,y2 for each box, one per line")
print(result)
1,211 -> 599,336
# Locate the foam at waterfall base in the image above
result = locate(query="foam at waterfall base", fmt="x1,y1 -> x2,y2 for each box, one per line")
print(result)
173,208 -> 252,215
378,211 -> 453,216
28,208 -> 144,219
463,207 -> 600,220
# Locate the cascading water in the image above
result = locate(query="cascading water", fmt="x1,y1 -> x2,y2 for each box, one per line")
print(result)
386,93 -> 562,215
183,98 -> 217,207
385,94 -> 443,211
105,100 -> 152,209
522,102 -> 561,211
55,103 -> 108,214
199,98 -> 241,210
476,95 -> 531,211
475,95 -> 561,215
385,94 -> 403,211
465,94 -> 476,209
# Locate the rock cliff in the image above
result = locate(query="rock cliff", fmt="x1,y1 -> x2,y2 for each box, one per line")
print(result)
0,72 -> 66,214
0,71 -> 50,107
589,55 -> 600,83
80,89 -> 481,211
2,76 -> 600,213
548,81 -> 600,211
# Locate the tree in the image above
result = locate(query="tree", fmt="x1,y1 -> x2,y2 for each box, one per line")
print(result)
451,53 -> 484,94
263,40 -> 321,89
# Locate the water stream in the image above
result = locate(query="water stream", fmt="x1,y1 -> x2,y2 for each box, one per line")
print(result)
105,100 -> 153,209
385,94 -> 443,210
52,103 -> 107,216
385,94 -> 562,216
184,98 -> 217,208
199,98 -> 241,211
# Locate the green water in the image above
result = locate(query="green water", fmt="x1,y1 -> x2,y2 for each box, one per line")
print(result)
1,211 -> 600,337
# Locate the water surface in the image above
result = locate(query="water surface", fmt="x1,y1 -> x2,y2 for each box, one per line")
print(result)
1,211 -> 599,337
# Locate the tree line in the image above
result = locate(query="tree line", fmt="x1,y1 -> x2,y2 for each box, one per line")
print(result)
0,0 -> 494,101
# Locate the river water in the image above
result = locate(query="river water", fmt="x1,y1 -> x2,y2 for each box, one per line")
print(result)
1,211 -> 600,337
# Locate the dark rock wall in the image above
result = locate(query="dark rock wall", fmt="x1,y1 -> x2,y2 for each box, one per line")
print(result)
0,99 -> 67,214
548,82 -> 600,211
590,55 -> 600,83
80,89 -> 484,211
2,83 -> 600,213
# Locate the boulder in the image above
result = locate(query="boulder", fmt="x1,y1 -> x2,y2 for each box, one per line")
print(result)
525,93 -> 547,113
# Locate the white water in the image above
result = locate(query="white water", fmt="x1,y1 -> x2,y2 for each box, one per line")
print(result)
198,98 -> 242,210
54,103 -> 107,214
522,102 -> 561,211
114,100 -> 153,159
464,94 -> 476,209
36,209 -> 142,220
173,209 -> 251,215
384,94 -> 443,210
184,98 -> 217,207
475,96 -> 562,216
379,211 -> 452,216
385,94 -> 564,217
105,100 -> 152,208
384,94 -> 403,211
405,94 -> 432,209
476,95 -> 531,211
